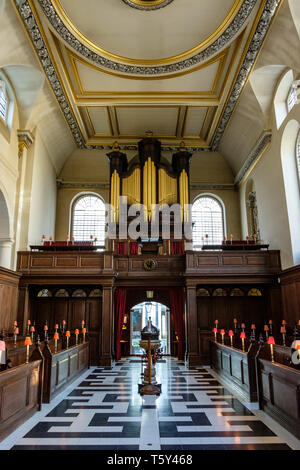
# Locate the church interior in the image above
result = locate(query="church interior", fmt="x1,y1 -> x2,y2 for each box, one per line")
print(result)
0,0 -> 300,452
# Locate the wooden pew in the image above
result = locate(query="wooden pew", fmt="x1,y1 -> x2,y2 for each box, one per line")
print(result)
0,339 -> 43,442
210,339 -> 259,402
42,339 -> 89,403
256,344 -> 300,438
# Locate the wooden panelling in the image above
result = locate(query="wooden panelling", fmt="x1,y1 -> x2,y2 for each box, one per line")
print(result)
0,267 -> 21,333
257,358 -> 300,438
280,265 -> 300,326
31,297 -> 101,366
0,360 -> 42,441
17,252 -> 108,275
42,342 -> 89,403
186,250 -> 281,276
210,341 -> 258,402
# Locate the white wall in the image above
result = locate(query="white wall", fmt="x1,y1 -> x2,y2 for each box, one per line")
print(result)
27,130 -> 57,245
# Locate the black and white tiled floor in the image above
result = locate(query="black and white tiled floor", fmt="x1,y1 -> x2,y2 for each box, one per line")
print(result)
1,358 -> 299,450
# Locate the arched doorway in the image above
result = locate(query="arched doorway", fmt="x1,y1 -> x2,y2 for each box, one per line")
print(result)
130,302 -> 170,355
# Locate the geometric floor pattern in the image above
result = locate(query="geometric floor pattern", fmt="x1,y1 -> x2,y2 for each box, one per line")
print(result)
1,358 -> 296,450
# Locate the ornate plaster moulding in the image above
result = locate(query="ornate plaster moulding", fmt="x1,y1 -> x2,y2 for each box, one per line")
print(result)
38,0 -> 256,76
122,0 -> 174,11
234,130 -> 272,186
14,0 -> 281,150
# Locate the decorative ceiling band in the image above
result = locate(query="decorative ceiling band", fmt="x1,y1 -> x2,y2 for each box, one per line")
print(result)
211,0 -> 281,150
38,0 -> 256,76
122,0 -> 174,11
234,130 -> 272,186
15,0 -> 85,148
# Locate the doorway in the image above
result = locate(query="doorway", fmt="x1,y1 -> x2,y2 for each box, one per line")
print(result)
130,302 -> 170,355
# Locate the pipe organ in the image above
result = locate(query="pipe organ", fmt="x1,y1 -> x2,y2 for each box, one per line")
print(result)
107,136 -> 192,248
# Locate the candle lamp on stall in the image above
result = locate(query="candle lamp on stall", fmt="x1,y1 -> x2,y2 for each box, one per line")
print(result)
24,336 -> 32,364
220,329 -> 225,345
240,332 -> 246,352
82,328 -> 87,343
269,320 -> 273,335
251,324 -> 256,339
54,332 -> 59,354
75,329 -> 79,346
230,234 -> 233,245
280,326 -> 286,346
67,234 -> 70,245
81,320 -> 85,330
30,325 -> 35,341
246,236 -> 249,244
49,236 -> 53,246
66,331 -> 71,349
43,324 -> 48,340
233,318 -> 238,333
42,234 -> 46,245
212,328 -> 218,342
253,233 -> 257,244
267,336 -> 275,363
62,320 -> 66,333
14,327 -> 19,347
241,323 -> 245,333
264,324 -> 269,340
228,330 -> 234,347
282,320 -> 287,326
54,324 -> 59,333
27,320 -> 31,335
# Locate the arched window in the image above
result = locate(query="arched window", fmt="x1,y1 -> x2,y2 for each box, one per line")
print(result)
192,196 -> 225,249
287,83 -> 298,112
0,80 -> 8,121
71,194 -> 106,244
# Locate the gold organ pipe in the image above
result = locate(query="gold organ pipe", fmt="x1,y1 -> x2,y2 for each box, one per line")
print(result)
111,171 -> 115,222
116,171 -> 120,222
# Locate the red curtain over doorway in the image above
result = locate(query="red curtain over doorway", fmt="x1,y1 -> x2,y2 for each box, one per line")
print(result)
115,288 -> 127,360
169,287 -> 185,360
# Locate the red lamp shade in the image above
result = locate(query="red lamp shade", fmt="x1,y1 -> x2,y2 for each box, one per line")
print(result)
282,320 -> 287,325
66,331 -> 71,338
27,320 -> 31,325
54,333 -> 59,340
13,321 -> 18,326
269,320 -> 273,325
214,320 -> 219,325
280,326 -> 286,334
62,320 -> 66,325
44,325 -> 48,331
55,324 -> 59,329
228,330 -> 234,337
81,320 -> 85,325
24,337 -> 32,346
212,328 -> 218,333
233,318 -> 238,324
220,329 -> 225,335
251,324 -> 256,330
42,234 -> 46,239
241,323 -> 245,329
240,332 -> 246,339
82,328 -> 87,334
267,336 -> 275,345
67,234 -> 70,239
264,325 -> 269,331
75,329 -> 79,335
30,326 -> 35,332
49,236 -> 53,241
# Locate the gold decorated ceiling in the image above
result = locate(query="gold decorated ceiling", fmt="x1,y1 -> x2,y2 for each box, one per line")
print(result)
23,0 -> 271,149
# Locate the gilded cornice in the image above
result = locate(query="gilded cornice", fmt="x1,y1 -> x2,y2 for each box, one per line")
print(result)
234,130 -> 272,186
38,0 -> 255,75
